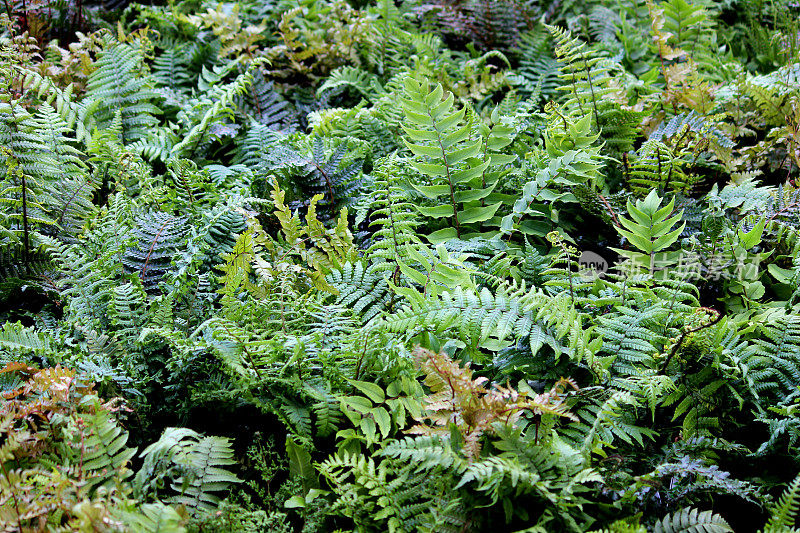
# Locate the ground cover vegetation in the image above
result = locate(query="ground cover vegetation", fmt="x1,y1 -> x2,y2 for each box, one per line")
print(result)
2,0 -> 800,530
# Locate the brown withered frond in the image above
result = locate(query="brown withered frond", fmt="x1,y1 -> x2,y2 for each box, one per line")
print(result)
408,347 -> 577,460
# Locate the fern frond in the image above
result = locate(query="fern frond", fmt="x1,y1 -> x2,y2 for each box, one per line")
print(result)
169,435 -> 241,514
765,474 -> 800,531
84,41 -> 161,143
654,507 -> 732,533
123,211 -> 188,290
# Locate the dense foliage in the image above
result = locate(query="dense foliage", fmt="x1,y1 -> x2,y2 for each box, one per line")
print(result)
2,0 -> 800,530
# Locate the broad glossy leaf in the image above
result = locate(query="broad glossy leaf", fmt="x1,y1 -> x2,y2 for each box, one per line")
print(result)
372,407 -> 391,438
438,108 -> 465,133
410,161 -> 447,177
349,379 -> 385,403
458,202 -> 502,224
401,125 -> 440,141
651,223 -> 685,250
418,204 -> 455,218
446,139 -> 482,165
451,160 -> 490,184
427,227 -> 458,243
412,183 -> 451,199
404,140 -> 442,159
618,228 -> 654,253
441,121 -> 470,147
454,185 -> 495,203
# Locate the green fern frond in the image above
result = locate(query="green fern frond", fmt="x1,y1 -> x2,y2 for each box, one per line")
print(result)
123,211 -> 188,290
654,507 -> 732,533
125,502 -> 187,533
170,435 -> 242,514
764,474 -> 800,531
81,406 -> 137,490
84,41 -> 161,143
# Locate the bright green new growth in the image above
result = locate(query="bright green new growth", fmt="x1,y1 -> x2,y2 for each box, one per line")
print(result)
613,189 -> 686,275
401,76 -> 500,242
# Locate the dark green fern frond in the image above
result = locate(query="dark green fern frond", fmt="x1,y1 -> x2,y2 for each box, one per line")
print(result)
366,155 -> 425,277
649,111 -> 734,150
239,70 -> 298,131
0,243 -> 57,294
45,177 -> 97,243
232,122 -> 288,189
317,65 -> 382,101
516,30 -> 561,103
548,25 -> 641,154
326,262 -> 392,322
108,281 -> 147,347
627,140 -> 697,197
596,303 -> 669,376
742,311 -> 800,408
129,126 -> 180,163
289,137 -> 364,220
171,67 -> 256,159
23,104 -> 87,182
0,320 -> 59,362
152,39 -> 195,94
123,211 -> 188,290
203,209 -> 247,267
136,427 -> 241,515
163,158 -> 219,217
383,283 -> 597,363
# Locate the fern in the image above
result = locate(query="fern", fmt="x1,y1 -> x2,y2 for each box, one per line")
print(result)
138,427 -> 241,515
0,142 -> 53,264
764,474 -> 800,531
548,25 -> 641,153
401,75 -> 501,242
0,321 -> 59,361
516,29 -> 561,103
576,388 -> 660,455
596,303 -> 669,376
108,281 -> 147,346
288,137 -> 364,220
384,282 -> 599,364
84,40 -> 161,143
742,311 -> 800,408
365,155 -> 426,277
171,66 -> 256,159
612,189 -> 686,277
123,211 -> 188,290
649,111 -> 734,150
125,502 -> 187,533
46,175 -> 96,243
19,104 -> 86,182
326,262 -> 392,322
8,2 -> 800,530
654,507 -> 733,533
170,435 -> 241,513
152,39 -> 194,94
409,347 -> 577,460
81,405 -> 138,490
162,158 -> 218,217
626,140 -> 696,197
501,107 -> 607,237
317,451 -> 439,532
239,70 -> 297,131
317,65 -> 381,100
